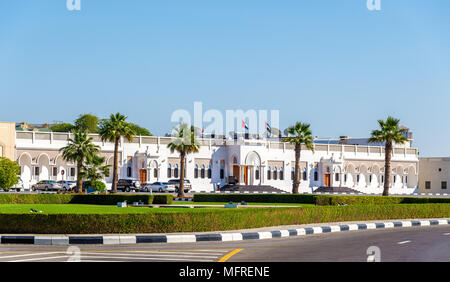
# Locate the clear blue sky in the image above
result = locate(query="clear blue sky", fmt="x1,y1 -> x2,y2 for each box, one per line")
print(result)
0,0 -> 449,157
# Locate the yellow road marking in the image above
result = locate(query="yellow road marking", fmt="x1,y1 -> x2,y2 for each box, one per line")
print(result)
218,249 -> 243,262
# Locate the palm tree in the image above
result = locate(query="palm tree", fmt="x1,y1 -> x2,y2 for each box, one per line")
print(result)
369,117 -> 408,196
81,155 -> 110,183
60,130 -> 100,193
282,122 -> 315,194
167,123 -> 200,197
99,113 -> 136,193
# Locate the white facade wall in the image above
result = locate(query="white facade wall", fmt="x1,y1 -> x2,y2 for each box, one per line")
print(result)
14,132 -> 420,194
418,158 -> 450,194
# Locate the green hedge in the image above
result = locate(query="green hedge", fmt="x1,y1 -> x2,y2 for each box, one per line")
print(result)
193,194 -> 450,206
0,204 -> 449,234
194,194 -> 318,204
0,194 -> 173,205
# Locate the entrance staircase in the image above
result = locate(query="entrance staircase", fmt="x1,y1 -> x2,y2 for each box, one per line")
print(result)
219,185 -> 287,193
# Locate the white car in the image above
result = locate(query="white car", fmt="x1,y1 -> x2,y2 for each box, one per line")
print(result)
142,182 -> 176,193
8,177 -> 24,192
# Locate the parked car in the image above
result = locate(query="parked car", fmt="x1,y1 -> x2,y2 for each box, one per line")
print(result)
31,180 -> 63,192
142,182 -> 176,193
8,177 -> 24,192
57,180 -> 76,191
116,179 -> 140,192
168,179 -> 192,193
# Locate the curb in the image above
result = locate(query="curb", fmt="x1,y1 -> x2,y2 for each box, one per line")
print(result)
1,218 -> 448,245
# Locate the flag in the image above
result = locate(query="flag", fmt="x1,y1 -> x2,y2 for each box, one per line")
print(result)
242,120 -> 249,130
266,121 -> 271,133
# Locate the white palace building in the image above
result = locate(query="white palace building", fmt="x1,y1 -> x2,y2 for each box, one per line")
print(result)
0,121 -> 420,194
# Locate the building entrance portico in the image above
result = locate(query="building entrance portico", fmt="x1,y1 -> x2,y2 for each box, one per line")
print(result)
232,164 -> 256,186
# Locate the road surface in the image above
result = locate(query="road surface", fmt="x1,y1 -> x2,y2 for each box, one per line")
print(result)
0,225 -> 449,262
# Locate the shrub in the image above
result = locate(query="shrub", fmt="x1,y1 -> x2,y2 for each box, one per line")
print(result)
193,194 -> 450,206
0,204 -> 448,234
0,194 -> 173,205
0,157 -> 21,190
194,194 -> 317,204
85,180 -> 106,192
153,195 -> 173,204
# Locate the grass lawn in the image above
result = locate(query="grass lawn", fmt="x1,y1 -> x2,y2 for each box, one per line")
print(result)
172,202 -> 316,207
0,204 -> 227,214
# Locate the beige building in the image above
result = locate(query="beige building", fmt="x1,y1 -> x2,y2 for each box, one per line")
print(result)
0,122 -> 15,160
419,157 -> 450,193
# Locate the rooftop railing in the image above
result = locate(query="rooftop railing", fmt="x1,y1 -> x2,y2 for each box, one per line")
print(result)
16,131 -> 419,156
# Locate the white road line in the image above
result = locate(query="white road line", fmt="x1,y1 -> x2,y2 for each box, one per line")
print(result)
9,255 -> 69,262
0,252 -> 64,259
101,251 -> 227,255
398,240 -> 411,245
77,255 -> 215,262
80,260 -> 122,262
80,252 -> 220,258
444,233 -> 450,236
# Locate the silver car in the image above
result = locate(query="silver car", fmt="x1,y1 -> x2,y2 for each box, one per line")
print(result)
57,180 -> 76,191
142,182 -> 176,193
31,180 -> 63,192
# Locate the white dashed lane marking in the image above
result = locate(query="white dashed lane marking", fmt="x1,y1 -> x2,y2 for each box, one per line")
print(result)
397,241 -> 412,245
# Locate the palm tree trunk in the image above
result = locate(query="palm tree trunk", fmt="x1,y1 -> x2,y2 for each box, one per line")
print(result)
179,152 -> 185,197
383,141 -> 393,196
112,137 -> 120,194
293,144 -> 301,194
76,162 -> 83,193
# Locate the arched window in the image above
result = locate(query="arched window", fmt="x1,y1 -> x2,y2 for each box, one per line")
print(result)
154,168 -> 158,178
279,167 -> 284,180
201,165 -> 205,179
167,164 -> 172,178
174,164 -> 179,178
303,168 -> 307,181
207,165 -> 212,179
255,166 -> 260,180
291,167 -> 295,180
194,164 -> 199,179
267,166 -> 271,180
273,167 -> 278,180
335,173 -> 340,182
314,170 -> 318,182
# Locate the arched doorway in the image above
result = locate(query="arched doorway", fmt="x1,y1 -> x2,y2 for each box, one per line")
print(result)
244,151 -> 262,186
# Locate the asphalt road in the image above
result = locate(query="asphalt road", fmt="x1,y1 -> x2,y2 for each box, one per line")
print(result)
0,225 -> 449,262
